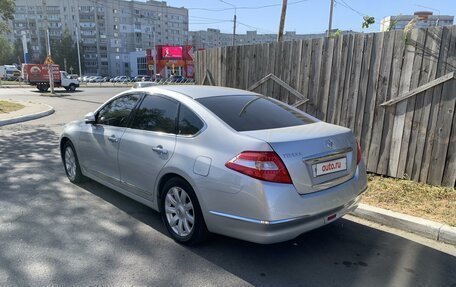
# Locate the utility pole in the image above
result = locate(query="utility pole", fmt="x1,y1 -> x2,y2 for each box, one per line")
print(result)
327,0 -> 334,37
46,29 -> 55,94
277,0 -> 287,42
76,28 -> 82,77
232,11 -> 236,46
43,0 -> 55,94
152,32 -> 157,80
219,1 -> 237,46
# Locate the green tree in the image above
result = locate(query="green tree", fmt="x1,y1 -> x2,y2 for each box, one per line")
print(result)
0,35 -> 15,64
12,38 -> 34,64
0,0 -> 15,32
51,29 -> 81,73
362,16 -> 375,29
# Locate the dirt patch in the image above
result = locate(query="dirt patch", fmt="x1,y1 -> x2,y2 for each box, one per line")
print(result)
361,175 -> 456,226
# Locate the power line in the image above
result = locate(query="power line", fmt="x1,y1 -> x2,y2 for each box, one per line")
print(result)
187,0 -> 308,12
334,0 -> 381,22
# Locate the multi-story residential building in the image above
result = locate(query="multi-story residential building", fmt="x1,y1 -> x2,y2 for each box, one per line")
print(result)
380,11 -> 454,32
189,29 -> 353,50
8,0 -> 188,76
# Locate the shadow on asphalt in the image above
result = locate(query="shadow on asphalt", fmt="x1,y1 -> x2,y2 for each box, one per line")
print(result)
0,124 -> 455,287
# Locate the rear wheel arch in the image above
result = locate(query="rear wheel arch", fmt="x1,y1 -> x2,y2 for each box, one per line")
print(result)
157,173 -> 188,211
157,173 -> 203,212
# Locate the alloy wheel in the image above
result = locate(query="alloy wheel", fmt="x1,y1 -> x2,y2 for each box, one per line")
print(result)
164,186 -> 195,237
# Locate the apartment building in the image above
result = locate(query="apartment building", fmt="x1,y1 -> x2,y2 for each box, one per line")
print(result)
189,29 -> 353,50
380,11 -> 453,32
8,0 -> 188,76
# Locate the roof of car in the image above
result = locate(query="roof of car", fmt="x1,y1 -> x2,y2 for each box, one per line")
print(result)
140,85 -> 259,99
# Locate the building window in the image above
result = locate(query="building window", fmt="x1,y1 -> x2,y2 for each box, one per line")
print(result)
113,25 -> 118,30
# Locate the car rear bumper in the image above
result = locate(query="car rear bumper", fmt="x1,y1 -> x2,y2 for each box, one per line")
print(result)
207,195 -> 362,244
202,162 -> 367,244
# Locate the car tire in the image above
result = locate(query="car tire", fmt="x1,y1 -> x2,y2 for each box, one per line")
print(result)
69,84 -> 76,92
160,177 -> 208,245
62,141 -> 85,183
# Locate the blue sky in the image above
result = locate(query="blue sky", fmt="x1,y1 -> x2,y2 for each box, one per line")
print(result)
162,0 -> 456,34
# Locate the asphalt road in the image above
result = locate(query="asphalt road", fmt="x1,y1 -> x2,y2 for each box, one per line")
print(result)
0,87 -> 455,287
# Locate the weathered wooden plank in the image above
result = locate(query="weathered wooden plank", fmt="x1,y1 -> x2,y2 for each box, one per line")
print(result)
339,33 -> 355,127
354,33 -> 374,140
396,28 -> 427,179
325,36 -> 341,122
282,41 -> 293,104
289,41 -> 301,106
427,26 -> 456,185
307,37 -> 323,116
294,40 -> 304,105
247,74 -> 272,91
346,33 -> 365,131
380,72 -> 454,106
388,29 -> 419,177
377,30 -> 406,175
317,36 -> 335,120
360,32 -> 384,165
418,27 -> 453,182
333,34 -> 350,125
299,39 -> 312,111
428,79 -> 456,185
270,74 -> 308,101
442,100 -> 456,186
267,42 -> 276,99
367,30 -> 394,173
408,27 -> 443,180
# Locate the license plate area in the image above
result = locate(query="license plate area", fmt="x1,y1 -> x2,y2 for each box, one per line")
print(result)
312,157 -> 347,177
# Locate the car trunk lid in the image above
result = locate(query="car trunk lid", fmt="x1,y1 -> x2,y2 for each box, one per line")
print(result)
241,122 -> 357,194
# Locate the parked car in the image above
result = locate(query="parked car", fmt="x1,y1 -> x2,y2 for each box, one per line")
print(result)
115,76 -> 130,82
0,65 -> 21,81
110,76 -> 119,83
131,81 -> 158,89
133,75 -> 147,82
60,86 -> 367,245
89,76 -> 104,83
169,75 -> 185,83
102,76 -> 110,82
141,76 -> 152,82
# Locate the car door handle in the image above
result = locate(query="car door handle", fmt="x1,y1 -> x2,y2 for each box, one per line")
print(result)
108,135 -> 118,143
152,145 -> 168,155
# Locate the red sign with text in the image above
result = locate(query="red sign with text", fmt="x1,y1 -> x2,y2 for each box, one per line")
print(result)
161,46 -> 183,58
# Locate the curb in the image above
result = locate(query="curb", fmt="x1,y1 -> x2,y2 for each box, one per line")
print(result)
351,203 -> 456,246
0,104 -> 55,126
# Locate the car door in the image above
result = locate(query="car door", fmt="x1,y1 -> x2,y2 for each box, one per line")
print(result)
78,93 -> 141,185
118,94 -> 178,197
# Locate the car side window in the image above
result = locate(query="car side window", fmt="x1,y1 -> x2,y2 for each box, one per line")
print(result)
178,105 -> 204,136
97,94 -> 140,127
130,95 -> 178,133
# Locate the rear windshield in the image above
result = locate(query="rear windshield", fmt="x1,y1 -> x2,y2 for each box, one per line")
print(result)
196,95 -> 314,132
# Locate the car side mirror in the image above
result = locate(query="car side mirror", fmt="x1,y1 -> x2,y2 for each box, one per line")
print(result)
84,112 -> 96,124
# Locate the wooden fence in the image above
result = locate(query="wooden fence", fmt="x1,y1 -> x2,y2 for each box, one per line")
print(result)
194,25 -> 456,187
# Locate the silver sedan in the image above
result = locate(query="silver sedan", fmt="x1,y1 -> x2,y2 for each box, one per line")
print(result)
60,86 -> 367,244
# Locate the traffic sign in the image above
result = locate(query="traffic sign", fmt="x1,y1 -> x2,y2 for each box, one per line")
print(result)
44,56 -> 54,64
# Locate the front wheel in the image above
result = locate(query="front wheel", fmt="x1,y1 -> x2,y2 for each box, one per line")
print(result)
161,178 -> 208,245
68,84 -> 76,92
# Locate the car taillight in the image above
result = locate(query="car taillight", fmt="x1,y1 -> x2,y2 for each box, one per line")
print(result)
356,139 -> 362,165
225,151 -> 292,184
